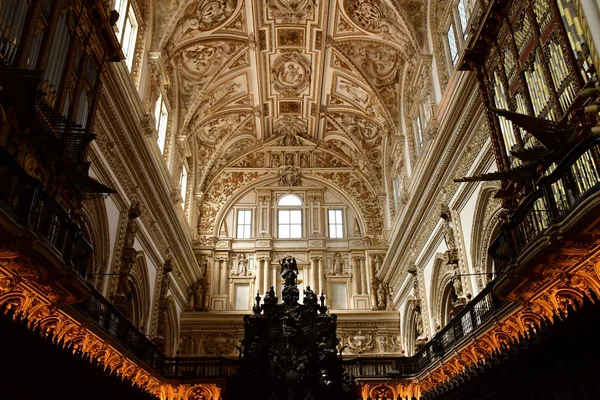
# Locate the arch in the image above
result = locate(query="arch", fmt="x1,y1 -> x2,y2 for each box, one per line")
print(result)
428,253 -> 455,329
402,298 -> 420,356
125,253 -> 152,332
163,297 -> 179,356
439,282 -> 457,327
80,197 -> 110,292
277,194 -> 303,206
207,174 -> 370,238
471,184 -> 502,289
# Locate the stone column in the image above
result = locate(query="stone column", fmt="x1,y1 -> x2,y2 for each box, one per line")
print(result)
263,257 -> 271,293
213,258 -> 220,295
219,258 -> 228,295
311,257 -> 319,293
352,256 -> 361,295
316,257 -> 324,295
360,257 -> 368,295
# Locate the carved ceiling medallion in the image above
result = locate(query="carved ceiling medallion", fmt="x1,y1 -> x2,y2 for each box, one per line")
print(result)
195,0 -> 237,30
272,53 -> 311,95
274,116 -> 307,140
172,0 -> 238,43
343,0 -> 411,47
268,0 -> 316,22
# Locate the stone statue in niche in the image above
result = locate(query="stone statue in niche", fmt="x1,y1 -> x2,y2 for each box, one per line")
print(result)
187,279 -> 205,311
299,153 -> 310,168
237,253 -> 248,275
373,255 -> 383,274
285,153 -> 295,166
415,307 -> 424,337
332,253 -> 343,275
194,280 -> 205,311
270,153 -> 282,168
198,256 -> 208,276
441,205 -> 457,251
280,130 -> 299,146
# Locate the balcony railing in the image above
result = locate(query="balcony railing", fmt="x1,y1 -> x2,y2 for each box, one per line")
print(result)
72,280 -> 508,383
490,135 -> 600,274
0,146 -> 92,277
414,284 -> 505,371
75,287 -> 165,371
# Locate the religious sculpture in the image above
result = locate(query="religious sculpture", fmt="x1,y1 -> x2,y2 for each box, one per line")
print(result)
226,256 -> 355,399
377,282 -> 386,309
237,253 -> 248,275
332,253 -> 343,275
280,256 -> 299,287
193,279 -> 205,311
441,205 -> 457,251
373,255 -> 383,274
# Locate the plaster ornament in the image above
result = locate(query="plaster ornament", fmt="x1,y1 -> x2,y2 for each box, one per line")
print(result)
278,165 -> 302,186
274,116 -> 307,139
171,0 -> 237,42
267,0 -> 316,22
272,53 -> 311,94
343,0 -> 411,46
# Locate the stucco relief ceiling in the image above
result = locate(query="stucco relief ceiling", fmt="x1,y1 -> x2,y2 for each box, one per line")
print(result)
152,0 -> 425,241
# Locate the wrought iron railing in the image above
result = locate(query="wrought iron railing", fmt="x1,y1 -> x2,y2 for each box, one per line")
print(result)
490,135 -> 600,274
0,146 -> 92,277
73,282 -> 508,382
76,287 -> 165,371
414,285 -> 504,371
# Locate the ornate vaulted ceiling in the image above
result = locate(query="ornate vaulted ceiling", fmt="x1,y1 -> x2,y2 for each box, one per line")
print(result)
151,0 -> 427,242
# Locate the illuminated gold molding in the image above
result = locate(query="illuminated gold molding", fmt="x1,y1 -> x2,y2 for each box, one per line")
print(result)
415,234 -> 600,395
0,262 -> 219,400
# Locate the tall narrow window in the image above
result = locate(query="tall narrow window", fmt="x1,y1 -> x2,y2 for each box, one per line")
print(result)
447,24 -> 459,67
114,0 -> 138,70
180,165 -> 188,210
278,210 -> 302,238
414,115 -> 424,147
328,209 -> 344,238
154,94 -> 169,153
278,194 -> 302,238
457,0 -> 469,40
237,210 -> 252,239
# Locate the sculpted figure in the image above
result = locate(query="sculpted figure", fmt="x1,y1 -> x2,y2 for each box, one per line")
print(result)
377,283 -> 386,309
280,256 -> 299,287
441,206 -> 457,250
193,279 -> 204,310
237,253 -> 247,275
332,253 -> 343,275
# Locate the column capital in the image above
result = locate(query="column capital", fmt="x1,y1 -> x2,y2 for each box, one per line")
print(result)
310,256 -> 322,262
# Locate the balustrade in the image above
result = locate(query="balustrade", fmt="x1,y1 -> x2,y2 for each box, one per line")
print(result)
490,136 -> 600,273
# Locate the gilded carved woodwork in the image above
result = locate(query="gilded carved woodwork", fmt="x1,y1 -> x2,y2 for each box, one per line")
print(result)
415,233 -> 600,394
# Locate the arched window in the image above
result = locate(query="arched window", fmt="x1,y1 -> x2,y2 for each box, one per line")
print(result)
278,194 -> 302,206
277,194 -> 302,238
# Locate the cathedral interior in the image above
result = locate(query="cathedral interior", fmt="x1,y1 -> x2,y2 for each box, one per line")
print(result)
1,0 -> 600,399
